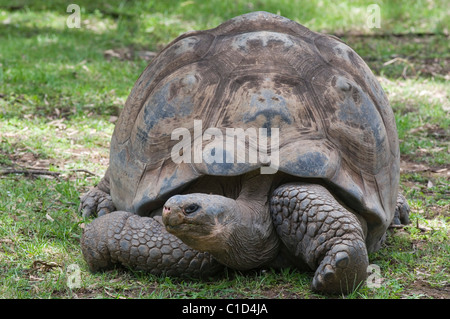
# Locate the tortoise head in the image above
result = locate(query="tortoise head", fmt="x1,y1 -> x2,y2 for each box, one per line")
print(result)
162,193 -> 238,253
162,192 -> 279,270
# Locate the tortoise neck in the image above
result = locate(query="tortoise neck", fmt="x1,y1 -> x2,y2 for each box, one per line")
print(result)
237,170 -> 274,201
215,172 -> 280,270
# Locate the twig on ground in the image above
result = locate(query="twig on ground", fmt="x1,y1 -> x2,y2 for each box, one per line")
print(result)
0,169 -> 61,177
0,167 -> 97,177
68,169 -> 97,176
389,224 -> 406,229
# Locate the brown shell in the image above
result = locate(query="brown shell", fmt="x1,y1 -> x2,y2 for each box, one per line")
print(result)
109,12 -> 400,252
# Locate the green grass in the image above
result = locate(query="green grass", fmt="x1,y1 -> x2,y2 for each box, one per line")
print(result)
0,0 -> 449,299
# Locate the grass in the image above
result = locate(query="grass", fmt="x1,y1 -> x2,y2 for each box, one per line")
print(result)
0,0 -> 449,299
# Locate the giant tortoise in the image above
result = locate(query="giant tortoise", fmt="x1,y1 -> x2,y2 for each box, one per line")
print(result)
79,11 -> 410,294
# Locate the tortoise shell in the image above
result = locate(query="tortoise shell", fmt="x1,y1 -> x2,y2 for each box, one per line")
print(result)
108,11 -> 399,252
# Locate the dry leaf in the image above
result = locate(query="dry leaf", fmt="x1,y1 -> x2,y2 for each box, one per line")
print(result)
109,116 -> 118,123
31,260 -> 62,272
45,213 -> 54,222
29,275 -> 44,282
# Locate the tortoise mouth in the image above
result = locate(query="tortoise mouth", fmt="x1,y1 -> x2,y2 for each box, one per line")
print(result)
162,204 -> 211,235
162,205 -> 184,228
162,206 -> 219,252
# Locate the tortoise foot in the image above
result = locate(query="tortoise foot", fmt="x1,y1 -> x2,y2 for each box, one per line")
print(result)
311,239 -> 368,294
79,187 -> 115,218
79,169 -> 114,218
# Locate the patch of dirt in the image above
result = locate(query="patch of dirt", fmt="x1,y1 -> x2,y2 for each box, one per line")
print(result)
103,48 -> 157,61
0,129 -> 108,181
2,149 -> 53,170
408,123 -> 449,141
393,56 -> 449,80
417,57 -> 450,80
400,157 -> 449,178
405,280 -> 450,299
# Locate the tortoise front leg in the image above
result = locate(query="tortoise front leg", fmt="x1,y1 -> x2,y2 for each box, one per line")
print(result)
79,167 -> 116,217
81,211 -> 223,277
270,182 -> 369,294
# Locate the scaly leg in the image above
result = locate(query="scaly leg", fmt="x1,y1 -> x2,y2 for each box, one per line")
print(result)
81,211 -> 223,277
270,182 -> 369,294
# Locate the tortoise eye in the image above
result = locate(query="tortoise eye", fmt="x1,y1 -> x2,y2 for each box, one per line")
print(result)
184,204 -> 199,214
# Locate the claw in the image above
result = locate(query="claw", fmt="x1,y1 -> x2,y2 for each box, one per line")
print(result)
79,187 -> 115,218
312,242 -> 368,295
335,251 -> 349,268
98,208 -> 109,217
